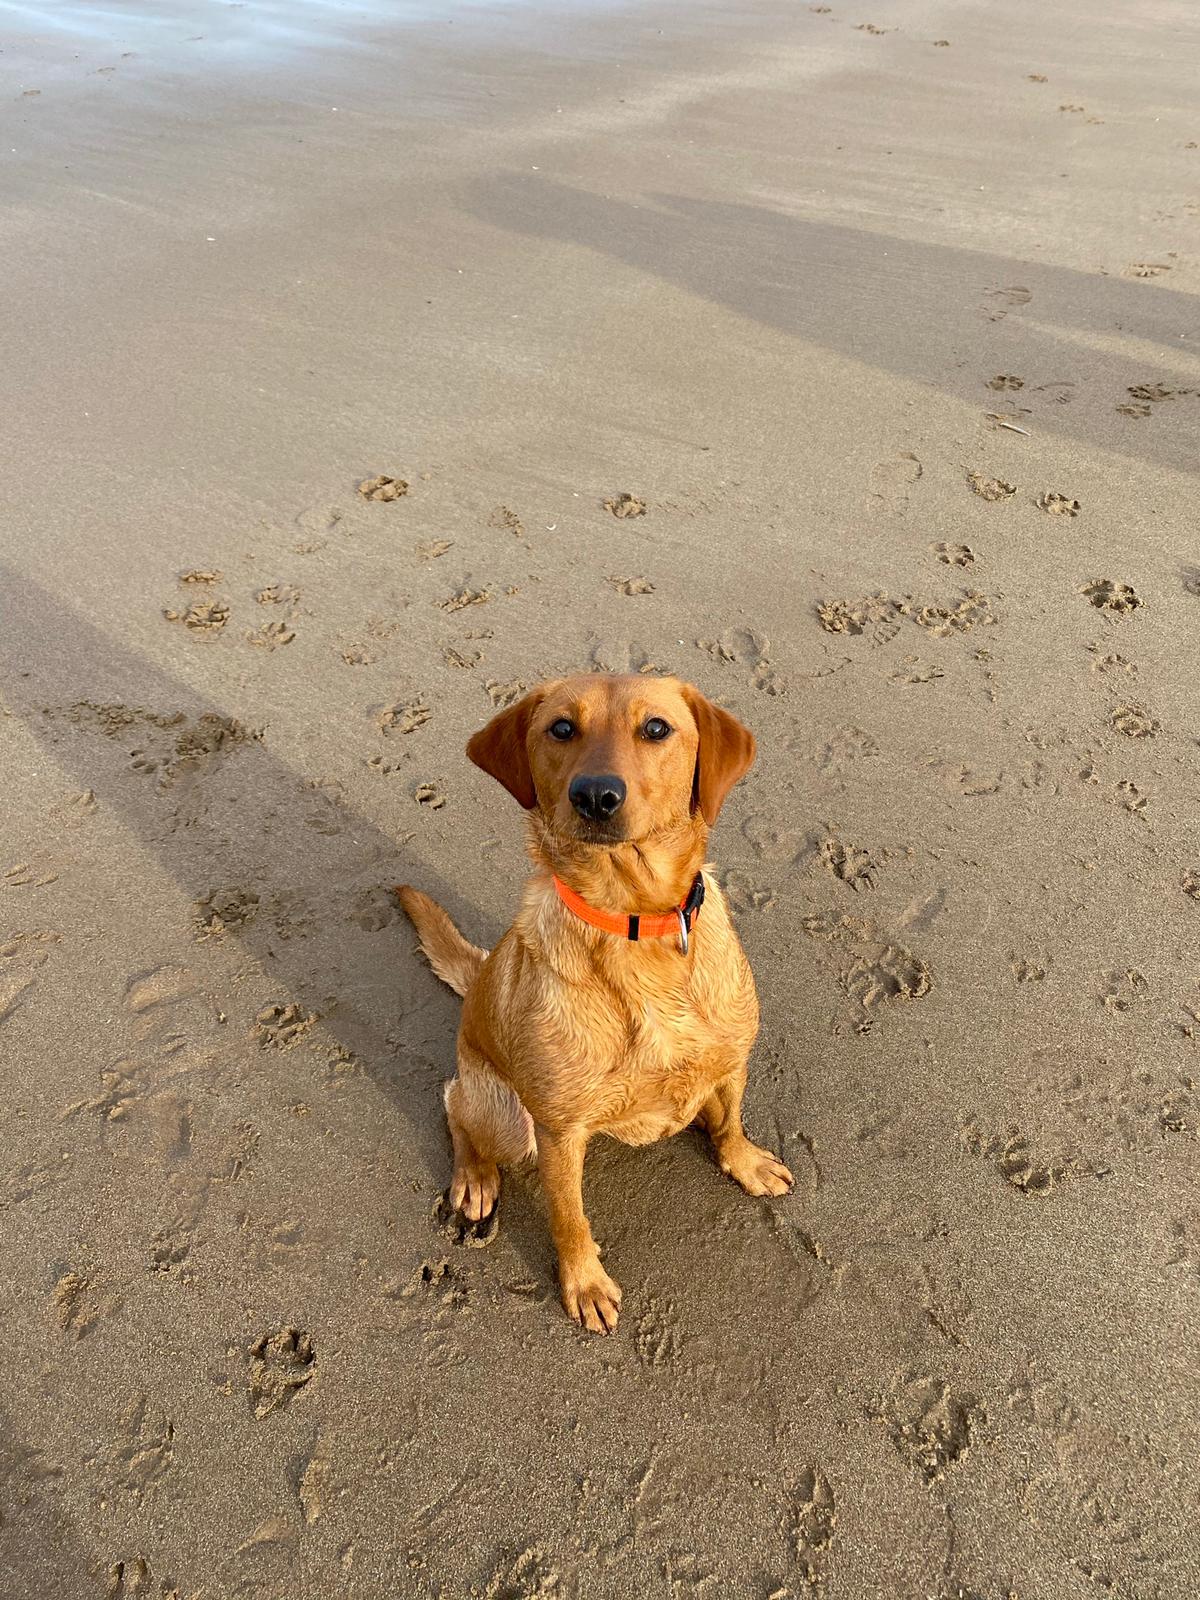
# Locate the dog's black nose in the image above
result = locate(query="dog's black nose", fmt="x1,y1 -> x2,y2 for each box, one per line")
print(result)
569,773 -> 626,822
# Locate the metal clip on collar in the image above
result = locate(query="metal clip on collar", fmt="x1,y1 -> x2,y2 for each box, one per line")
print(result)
676,873 -> 706,955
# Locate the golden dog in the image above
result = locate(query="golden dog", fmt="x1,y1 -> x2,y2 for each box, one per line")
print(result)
397,674 -> 792,1332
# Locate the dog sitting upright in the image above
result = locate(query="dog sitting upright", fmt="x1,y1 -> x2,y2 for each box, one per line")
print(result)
397,674 -> 792,1333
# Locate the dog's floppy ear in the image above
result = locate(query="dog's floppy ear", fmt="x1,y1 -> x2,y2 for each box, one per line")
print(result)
466,689 -> 545,809
682,686 -> 756,826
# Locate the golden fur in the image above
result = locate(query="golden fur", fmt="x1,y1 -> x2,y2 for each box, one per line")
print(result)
397,674 -> 792,1333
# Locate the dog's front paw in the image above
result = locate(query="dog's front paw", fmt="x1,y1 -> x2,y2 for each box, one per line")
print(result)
719,1137 -> 794,1197
559,1256 -> 622,1334
449,1159 -> 500,1222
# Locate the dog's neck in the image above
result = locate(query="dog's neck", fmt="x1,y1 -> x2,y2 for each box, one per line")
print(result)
525,812 -> 708,915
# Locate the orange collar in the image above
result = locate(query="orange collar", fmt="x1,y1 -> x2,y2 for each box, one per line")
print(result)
551,871 -> 706,954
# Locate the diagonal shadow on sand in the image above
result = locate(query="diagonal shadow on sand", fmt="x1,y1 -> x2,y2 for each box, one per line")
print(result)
0,562 -> 498,1181
464,173 -> 1199,475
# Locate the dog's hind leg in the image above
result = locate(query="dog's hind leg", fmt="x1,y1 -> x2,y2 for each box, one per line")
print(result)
444,1040 -> 535,1222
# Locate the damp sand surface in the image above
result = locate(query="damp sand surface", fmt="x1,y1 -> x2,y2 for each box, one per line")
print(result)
2,0 -> 1199,1594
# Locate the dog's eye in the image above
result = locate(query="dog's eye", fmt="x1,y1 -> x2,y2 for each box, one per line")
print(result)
643,717 -> 672,741
548,718 -> 576,742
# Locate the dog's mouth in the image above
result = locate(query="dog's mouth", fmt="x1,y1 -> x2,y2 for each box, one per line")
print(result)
568,817 -> 628,846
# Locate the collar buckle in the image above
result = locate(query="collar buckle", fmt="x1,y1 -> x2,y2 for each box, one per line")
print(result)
675,873 -> 705,955
682,872 -> 706,922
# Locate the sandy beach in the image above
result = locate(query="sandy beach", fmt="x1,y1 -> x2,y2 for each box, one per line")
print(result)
2,0 -> 1199,1593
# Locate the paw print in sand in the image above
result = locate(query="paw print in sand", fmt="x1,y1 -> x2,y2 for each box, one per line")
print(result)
358,475 -> 408,501
603,492 -> 646,518
930,542 -> 975,567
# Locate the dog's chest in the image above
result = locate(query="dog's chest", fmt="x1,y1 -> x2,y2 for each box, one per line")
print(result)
587,954 -> 755,1145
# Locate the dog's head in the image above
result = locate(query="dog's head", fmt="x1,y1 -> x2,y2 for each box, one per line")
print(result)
466,674 -> 755,844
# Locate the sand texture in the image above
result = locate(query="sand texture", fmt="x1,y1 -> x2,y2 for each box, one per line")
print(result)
1,0 -> 1199,1594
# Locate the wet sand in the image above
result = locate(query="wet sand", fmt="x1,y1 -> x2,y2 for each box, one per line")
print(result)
2,0 -> 1199,1594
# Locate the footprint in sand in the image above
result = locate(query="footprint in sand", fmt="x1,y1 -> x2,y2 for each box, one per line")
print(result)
255,582 -> 300,609
378,699 -> 431,736
868,1373 -> 985,1481
927,756 -> 1004,797
294,505 -> 343,546
1117,380 -> 1197,418
821,836 -> 877,890
807,724 -> 881,775
124,964 -> 196,1016
816,593 -> 903,646
48,788 -> 98,830
416,538 -> 454,562
49,703 -> 260,797
1036,491 -> 1080,517
843,943 -> 930,1008
981,286 -> 1031,322
1087,645 -> 1136,675
349,886 -> 398,932
890,657 -> 944,685
485,679 -> 525,708
741,812 -> 812,864
53,1268 -> 122,1340
1032,380 -> 1076,407
1115,779 -> 1149,816
163,596 -> 230,633
148,1226 -> 194,1284
102,1395 -> 175,1501
438,586 -> 491,614
962,1122 -> 1071,1196
106,1557 -> 166,1597
246,619 -> 295,650
931,542 -> 975,567
696,627 -> 780,693
248,1328 -> 315,1418
868,452 -> 922,512
1110,703 -> 1159,738
302,780 -> 348,835
3,855 -> 59,889
254,1004 -> 316,1050
966,471 -> 1016,502
717,870 -> 778,914
443,644 -> 482,670
603,493 -> 646,518
801,910 -> 931,1013
367,752 -> 408,776
914,592 -> 994,638
590,640 -> 661,675
1009,954 -> 1047,983
358,475 -> 409,501
0,934 -> 58,1017
1101,968 -> 1149,1014
488,505 -> 524,538
791,1466 -> 837,1588
1082,579 -> 1141,614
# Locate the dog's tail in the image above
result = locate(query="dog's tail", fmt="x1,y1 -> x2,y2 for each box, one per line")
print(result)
394,886 -> 488,998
